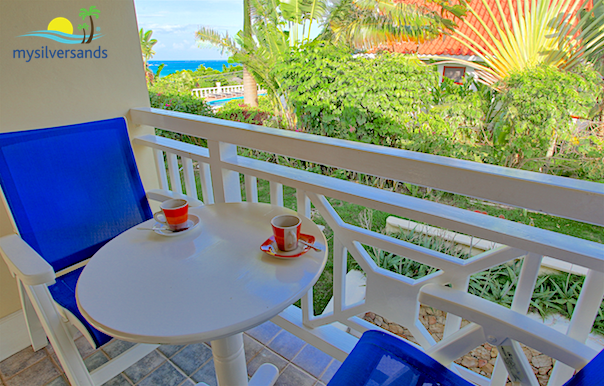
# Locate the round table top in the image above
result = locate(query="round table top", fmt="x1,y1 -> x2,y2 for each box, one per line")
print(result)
76,202 -> 328,345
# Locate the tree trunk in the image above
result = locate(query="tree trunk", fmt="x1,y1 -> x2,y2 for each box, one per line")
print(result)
243,66 -> 258,107
86,16 -> 94,44
242,1 -> 258,107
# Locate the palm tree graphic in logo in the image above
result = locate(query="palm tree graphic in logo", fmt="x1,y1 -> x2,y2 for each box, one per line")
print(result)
78,23 -> 89,44
18,6 -> 103,44
79,6 -> 100,44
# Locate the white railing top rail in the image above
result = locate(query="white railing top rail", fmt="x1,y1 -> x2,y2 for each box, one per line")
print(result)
130,107 -> 604,227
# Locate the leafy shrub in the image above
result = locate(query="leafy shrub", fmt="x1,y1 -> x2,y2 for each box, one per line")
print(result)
149,91 -> 214,116
215,97 -> 286,128
274,43 -> 496,161
148,91 -> 214,146
275,43 -> 441,145
489,64 -> 604,180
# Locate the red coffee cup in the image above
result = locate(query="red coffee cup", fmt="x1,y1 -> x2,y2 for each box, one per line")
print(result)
153,199 -> 189,231
271,215 -> 301,252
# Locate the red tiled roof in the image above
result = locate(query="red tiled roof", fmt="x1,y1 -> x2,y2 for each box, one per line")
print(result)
375,0 -> 511,56
375,0 -> 589,57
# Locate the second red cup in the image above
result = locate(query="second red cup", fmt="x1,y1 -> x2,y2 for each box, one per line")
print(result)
271,214 -> 301,252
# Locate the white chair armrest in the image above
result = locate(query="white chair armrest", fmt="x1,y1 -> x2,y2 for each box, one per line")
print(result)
146,189 -> 204,207
0,234 -> 55,286
419,283 -> 596,369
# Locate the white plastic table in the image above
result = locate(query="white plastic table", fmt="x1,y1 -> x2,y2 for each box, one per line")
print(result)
76,202 -> 328,386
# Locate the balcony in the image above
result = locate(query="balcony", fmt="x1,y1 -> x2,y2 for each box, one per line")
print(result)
1,107 -> 602,386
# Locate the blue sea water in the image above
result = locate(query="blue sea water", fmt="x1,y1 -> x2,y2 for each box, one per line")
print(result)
148,60 -> 239,77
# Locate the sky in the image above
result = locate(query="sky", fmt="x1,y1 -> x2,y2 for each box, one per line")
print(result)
133,0 -> 244,61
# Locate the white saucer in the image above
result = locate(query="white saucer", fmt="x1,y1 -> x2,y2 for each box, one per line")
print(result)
153,214 -> 200,236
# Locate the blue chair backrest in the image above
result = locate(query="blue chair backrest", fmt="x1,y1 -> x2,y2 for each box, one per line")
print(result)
0,118 -> 152,272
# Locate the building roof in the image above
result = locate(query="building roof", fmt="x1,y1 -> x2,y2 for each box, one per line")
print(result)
376,0 -> 591,58
378,0 -> 512,57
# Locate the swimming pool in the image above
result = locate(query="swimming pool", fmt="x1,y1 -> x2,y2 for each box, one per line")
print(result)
208,93 -> 267,107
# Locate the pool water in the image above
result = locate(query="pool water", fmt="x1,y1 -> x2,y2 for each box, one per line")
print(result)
208,93 -> 267,107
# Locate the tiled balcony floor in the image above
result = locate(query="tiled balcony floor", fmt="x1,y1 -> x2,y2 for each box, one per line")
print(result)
0,321 -> 341,386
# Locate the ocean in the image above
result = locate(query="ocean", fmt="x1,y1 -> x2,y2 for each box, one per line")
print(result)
148,60 -> 239,77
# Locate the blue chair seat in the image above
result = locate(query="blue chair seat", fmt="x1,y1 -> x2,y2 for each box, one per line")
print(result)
329,330 -> 604,386
48,267 -> 113,347
328,330 -> 473,386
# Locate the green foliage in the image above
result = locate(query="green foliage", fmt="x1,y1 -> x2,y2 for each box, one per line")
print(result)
276,44 -> 439,144
148,90 -> 214,146
214,97 -> 285,128
489,64 -> 604,179
149,90 -> 214,116
274,44 -> 604,181
275,44 -> 493,161
150,64 -> 238,94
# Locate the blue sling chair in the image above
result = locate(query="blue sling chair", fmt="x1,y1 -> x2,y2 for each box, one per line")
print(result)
327,330 -> 603,386
327,283 -> 603,386
0,117 -> 200,386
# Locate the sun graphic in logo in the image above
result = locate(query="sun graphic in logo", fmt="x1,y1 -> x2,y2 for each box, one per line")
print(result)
47,17 -> 74,35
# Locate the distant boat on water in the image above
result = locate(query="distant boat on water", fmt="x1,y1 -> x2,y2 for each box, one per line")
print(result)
148,60 -> 240,77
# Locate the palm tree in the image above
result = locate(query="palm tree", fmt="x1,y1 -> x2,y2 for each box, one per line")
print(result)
243,0 -> 258,107
196,0 -> 326,123
139,29 -> 158,83
78,23 -> 88,44
436,0 -> 604,87
79,6 -> 100,44
324,0 -> 466,50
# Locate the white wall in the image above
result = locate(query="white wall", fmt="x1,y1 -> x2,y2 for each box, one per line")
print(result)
0,0 -> 158,333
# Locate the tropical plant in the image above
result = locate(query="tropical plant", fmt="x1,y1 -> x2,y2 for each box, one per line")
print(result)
487,64 -> 602,172
140,29 -> 158,83
324,0 -> 467,50
79,6 -> 100,44
438,0 -> 604,87
196,0 -> 328,126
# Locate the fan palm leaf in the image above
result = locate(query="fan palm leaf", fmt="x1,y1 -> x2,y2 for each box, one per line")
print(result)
327,0 -> 466,50
440,0 -> 604,86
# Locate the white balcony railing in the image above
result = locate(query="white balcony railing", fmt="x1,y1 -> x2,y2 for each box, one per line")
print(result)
129,107 -> 604,386
191,83 -> 265,99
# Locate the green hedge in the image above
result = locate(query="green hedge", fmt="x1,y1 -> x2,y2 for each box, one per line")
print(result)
274,42 -> 604,181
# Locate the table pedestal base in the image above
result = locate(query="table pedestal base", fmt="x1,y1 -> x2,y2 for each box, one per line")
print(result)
211,333 -> 279,386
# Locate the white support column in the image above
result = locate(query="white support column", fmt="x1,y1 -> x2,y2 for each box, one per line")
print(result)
182,157 -> 198,199
207,140 -> 242,204
245,175 -> 258,203
332,238 -> 347,314
492,253 -> 544,386
198,162 -> 214,205
442,275 -> 470,338
153,149 -> 168,190
211,333 -> 248,386
167,153 -> 182,194
270,182 -> 283,207
296,190 -> 311,218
